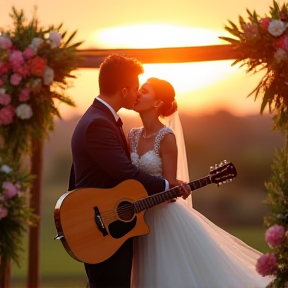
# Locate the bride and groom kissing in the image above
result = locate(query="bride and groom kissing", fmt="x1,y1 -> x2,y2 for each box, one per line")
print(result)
66,54 -> 273,288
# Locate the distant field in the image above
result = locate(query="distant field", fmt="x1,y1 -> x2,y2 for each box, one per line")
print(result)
11,225 -> 268,288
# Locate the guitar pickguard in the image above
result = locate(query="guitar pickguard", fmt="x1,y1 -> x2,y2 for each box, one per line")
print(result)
108,217 -> 137,239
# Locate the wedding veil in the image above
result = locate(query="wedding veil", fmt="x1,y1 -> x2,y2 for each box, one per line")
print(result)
160,110 -> 192,207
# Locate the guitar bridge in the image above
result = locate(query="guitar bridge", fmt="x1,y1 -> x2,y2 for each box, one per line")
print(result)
94,206 -> 108,236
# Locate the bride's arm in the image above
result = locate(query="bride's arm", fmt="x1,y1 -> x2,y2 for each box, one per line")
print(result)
159,133 -> 178,184
160,133 -> 191,199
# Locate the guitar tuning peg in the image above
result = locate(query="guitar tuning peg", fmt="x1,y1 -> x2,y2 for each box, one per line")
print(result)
223,160 -> 227,164
216,182 -> 222,187
210,166 -> 214,171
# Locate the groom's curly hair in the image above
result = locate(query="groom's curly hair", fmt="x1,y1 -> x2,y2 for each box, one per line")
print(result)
99,54 -> 144,95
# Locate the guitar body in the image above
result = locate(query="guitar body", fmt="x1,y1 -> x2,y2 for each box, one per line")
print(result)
54,179 -> 149,264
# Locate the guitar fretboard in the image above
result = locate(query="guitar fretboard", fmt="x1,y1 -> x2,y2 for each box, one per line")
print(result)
133,176 -> 212,213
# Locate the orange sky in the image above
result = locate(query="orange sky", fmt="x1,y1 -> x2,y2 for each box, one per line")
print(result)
0,0 -> 274,119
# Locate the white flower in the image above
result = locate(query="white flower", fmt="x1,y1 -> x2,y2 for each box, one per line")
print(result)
16,104 -> 33,120
268,20 -> 286,37
30,37 -> 44,51
274,49 -> 287,64
0,164 -> 12,173
0,88 -> 5,94
43,66 -> 54,85
49,31 -> 62,48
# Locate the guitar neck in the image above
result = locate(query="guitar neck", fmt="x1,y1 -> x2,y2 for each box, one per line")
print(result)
134,176 -> 212,213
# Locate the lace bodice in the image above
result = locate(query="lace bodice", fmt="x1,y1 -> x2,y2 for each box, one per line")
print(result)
128,127 -> 173,176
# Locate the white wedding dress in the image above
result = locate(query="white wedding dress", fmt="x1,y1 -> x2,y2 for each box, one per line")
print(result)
128,127 -> 273,288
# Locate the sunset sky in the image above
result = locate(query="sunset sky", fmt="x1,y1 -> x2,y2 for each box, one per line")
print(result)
0,0 -> 276,119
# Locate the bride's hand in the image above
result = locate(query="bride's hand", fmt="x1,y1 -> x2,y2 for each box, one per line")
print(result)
170,179 -> 191,200
179,184 -> 191,199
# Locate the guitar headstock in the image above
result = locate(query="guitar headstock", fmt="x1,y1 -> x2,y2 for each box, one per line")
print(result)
209,160 -> 237,186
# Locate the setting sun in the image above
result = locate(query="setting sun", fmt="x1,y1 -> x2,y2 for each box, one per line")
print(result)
90,24 -> 235,99
91,24 -> 228,48
60,24 -> 258,119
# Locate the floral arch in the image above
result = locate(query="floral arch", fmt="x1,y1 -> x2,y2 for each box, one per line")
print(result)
1,1 -> 288,288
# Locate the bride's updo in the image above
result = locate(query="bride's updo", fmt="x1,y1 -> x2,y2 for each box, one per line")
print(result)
147,77 -> 178,117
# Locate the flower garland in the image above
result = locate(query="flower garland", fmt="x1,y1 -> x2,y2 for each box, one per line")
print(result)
0,7 -> 82,157
0,151 -> 37,265
220,1 -> 288,287
0,6 -> 82,268
219,0 -> 288,131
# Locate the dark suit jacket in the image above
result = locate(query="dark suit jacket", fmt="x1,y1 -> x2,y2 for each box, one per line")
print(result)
69,98 -> 165,194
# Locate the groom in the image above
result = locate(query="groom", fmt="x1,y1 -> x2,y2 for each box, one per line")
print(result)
68,54 -> 174,288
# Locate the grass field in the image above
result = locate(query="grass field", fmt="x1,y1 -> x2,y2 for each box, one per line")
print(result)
10,225 -> 269,288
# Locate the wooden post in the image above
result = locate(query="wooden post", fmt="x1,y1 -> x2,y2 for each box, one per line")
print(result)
0,256 -> 11,288
27,138 -> 43,288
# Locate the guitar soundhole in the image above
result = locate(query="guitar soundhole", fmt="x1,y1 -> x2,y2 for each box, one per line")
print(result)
117,201 -> 135,221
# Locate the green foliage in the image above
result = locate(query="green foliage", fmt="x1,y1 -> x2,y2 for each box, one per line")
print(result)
0,150 -> 38,266
263,149 -> 288,288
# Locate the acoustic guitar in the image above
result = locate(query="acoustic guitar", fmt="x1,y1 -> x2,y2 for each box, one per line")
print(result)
54,160 -> 237,264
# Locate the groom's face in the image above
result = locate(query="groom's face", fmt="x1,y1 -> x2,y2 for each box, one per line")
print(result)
122,76 -> 140,110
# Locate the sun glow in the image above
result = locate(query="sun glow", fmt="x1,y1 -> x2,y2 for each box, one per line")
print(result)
90,24 -> 235,94
91,24 -> 228,48
139,61 -> 238,94
59,24 -> 250,119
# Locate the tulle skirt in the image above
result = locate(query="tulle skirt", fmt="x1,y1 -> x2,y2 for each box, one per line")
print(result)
131,199 -> 273,288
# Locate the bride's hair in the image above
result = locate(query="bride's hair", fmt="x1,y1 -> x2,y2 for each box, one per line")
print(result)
147,77 -> 178,117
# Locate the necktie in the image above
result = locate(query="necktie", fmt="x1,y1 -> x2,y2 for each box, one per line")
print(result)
116,117 -> 130,157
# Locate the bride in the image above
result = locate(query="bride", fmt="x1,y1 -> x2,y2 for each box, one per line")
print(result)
128,77 -> 273,288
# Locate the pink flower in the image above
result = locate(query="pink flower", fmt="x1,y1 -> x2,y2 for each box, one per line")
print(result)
0,204 -> 8,220
19,88 -> 31,101
265,224 -> 286,247
10,73 -> 22,86
14,63 -> 30,78
3,181 -> 18,198
0,78 -> 4,87
49,31 -> 62,48
23,47 -> 35,59
259,17 -> 271,31
9,50 -> 24,66
0,93 -> 11,106
0,36 -> 12,49
0,105 -> 15,125
256,253 -> 278,276
274,35 -> 288,51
